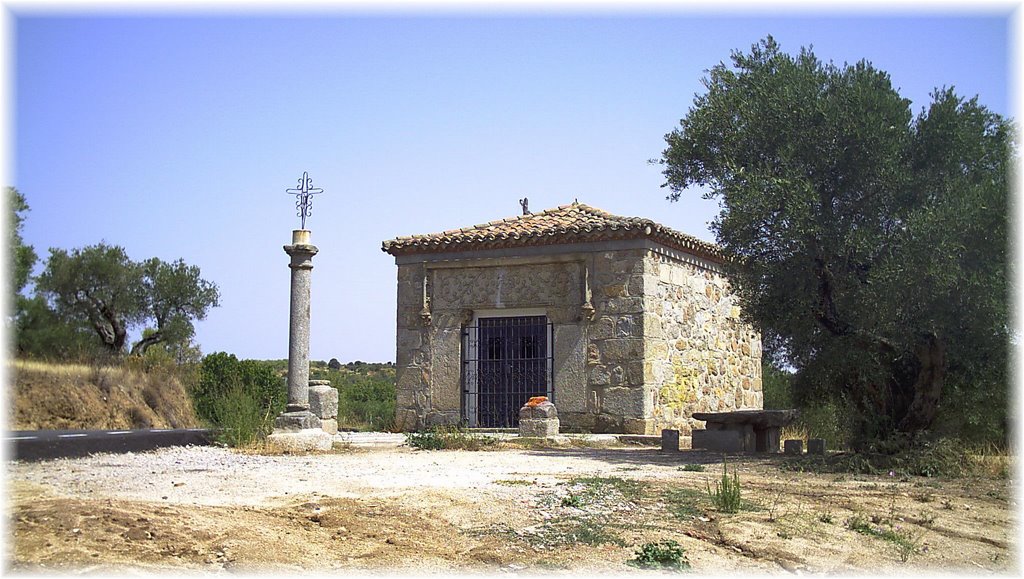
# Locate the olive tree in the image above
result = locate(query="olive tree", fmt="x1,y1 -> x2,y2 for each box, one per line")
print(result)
657,37 -> 1012,447
36,243 -> 220,356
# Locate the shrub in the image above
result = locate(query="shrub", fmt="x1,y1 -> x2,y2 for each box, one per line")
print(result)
629,540 -> 691,571
209,383 -> 266,447
192,353 -> 286,446
706,458 -> 742,513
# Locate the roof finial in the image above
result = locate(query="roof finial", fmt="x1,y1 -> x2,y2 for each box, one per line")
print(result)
519,197 -> 531,215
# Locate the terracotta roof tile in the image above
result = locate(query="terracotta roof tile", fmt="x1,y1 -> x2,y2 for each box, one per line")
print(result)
381,201 -> 725,263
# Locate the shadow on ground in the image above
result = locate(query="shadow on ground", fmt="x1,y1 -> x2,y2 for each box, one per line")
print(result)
515,446 -> 791,469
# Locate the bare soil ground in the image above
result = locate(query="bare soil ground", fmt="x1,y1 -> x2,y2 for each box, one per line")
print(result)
6,444 -> 1017,575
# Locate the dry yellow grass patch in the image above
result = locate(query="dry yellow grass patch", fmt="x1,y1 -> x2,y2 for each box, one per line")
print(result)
10,358 -> 200,431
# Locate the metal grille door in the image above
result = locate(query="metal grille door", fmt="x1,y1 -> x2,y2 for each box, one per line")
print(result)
463,315 -> 552,427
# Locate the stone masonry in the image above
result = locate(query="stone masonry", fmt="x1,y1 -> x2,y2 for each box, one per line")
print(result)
383,203 -> 762,434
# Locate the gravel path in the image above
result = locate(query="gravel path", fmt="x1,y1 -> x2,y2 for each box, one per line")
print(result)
8,444 -> 691,508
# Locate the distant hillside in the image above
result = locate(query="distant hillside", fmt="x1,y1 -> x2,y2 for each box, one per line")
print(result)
262,359 -> 395,376
10,360 -> 201,431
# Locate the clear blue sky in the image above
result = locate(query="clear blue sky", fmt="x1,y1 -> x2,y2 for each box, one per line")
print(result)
11,8 -> 1014,363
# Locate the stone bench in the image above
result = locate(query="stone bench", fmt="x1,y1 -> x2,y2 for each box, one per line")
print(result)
691,410 -> 798,453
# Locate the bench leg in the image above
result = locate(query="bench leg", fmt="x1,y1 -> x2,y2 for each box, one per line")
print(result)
755,427 -> 781,453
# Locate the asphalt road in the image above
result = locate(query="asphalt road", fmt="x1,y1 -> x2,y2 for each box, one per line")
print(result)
6,428 -> 215,461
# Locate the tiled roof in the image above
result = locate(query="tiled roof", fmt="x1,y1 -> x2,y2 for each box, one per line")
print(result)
381,202 -> 726,263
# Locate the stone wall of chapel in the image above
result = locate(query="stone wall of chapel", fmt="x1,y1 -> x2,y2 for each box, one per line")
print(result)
642,252 -> 763,436
391,247 -> 763,435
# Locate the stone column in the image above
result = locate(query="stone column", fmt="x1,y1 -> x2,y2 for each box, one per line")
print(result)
274,229 -> 321,431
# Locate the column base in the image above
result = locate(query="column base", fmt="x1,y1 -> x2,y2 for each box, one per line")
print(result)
274,410 -> 322,431
265,429 -> 334,452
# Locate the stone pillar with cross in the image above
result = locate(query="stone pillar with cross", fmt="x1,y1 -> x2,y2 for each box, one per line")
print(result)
268,172 -> 334,451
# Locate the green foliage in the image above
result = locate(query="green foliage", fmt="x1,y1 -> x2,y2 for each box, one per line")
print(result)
130,258 -> 220,356
629,540 -> 691,571
14,294 -> 105,360
797,400 -> 851,450
706,459 -> 742,513
406,424 -> 497,450
561,493 -> 583,508
35,243 -> 145,354
34,243 -> 219,357
761,362 -> 794,410
209,383 -> 265,447
680,464 -> 706,472
193,352 -> 286,445
495,479 -> 534,486
658,36 -> 1012,447
313,366 -> 395,431
8,187 -> 37,300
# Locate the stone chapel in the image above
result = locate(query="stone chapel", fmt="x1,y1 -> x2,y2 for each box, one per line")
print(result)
381,202 -> 763,435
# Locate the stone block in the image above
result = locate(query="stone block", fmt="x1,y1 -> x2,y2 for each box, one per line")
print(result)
600,386 -> 647,417
661,429 -> 680,452
274,411 -> 322,431
807,438 -> 826,455
265,429 -> 334,452
320,418 -> 338,435
394,409 -> 420,432
520,400 -> 558,420
623,418 -> 655,435
600,338 -> 644,361
589,365 -> 611,385
559,411 -> 596,430
519,418 -> 560,437
593,414 -> 623,433
602,297 -> 643,315
308,385 -> 338,419
691,429 -> 742,453
553,325 -> 587,412
784,439 -> 804,455
425,411 -> 459,427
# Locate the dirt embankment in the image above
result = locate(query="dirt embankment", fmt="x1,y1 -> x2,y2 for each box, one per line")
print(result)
9,359 -> 200,431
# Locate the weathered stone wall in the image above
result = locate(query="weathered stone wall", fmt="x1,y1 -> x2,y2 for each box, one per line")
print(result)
566,248 -> 651,434
393,258 -> 589,431
643,251 -> 762,435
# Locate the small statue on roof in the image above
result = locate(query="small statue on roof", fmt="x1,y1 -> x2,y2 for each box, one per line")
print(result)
519,197 -> 531,215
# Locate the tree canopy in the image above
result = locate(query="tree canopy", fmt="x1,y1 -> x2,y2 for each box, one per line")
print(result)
658,37 -> 1012,447
8,187 -> 38,301
35,243 -> 220,357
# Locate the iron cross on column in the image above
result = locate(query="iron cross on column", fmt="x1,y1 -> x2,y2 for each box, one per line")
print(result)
286,171 -> 324,230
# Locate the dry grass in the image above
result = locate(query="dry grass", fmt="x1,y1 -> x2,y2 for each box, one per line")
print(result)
9,358 -> 200,431
966,444 -> 1013,478
12,359 -> 113,377
780,424 -> 810,445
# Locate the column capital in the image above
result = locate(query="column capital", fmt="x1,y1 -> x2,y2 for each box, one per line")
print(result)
284,243 -> 319,257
